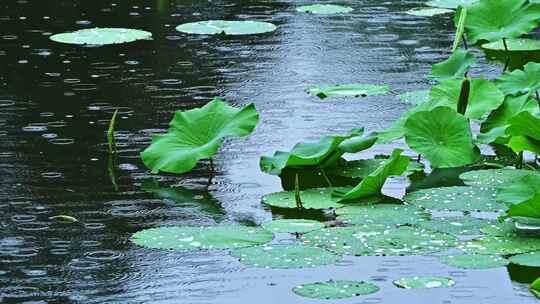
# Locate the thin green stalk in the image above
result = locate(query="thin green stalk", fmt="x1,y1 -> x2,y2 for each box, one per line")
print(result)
107,109 -> 119,154
320,167 -> 333,188
294,173 -> 303,209
516,151 -> 524,169
502,38 -> 511,72
108,154 -> 119,191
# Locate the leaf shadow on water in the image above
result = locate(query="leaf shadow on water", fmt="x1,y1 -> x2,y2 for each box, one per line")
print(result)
508,264 -> 540,284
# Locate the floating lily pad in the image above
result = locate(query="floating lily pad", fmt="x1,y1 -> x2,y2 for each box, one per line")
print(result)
480,221 -> 518,237
393,276 -> 455,289
368,226 -> 457,256
131,225 -> 273,251
293,280 -> 379,300
482,38 -> 540,51
459,236 -> 540,255
330,158 -> 423,179
306,84 -> 389,99
404,186 -> 505,212
296,4 -> 353,14
440,254 -> 509,269
336,204 -> 430,226
398,90 -> 430,105
262,219 -> 324,234
406,8 -> 453,16
176,20 -> 277,35
509,251 -> 540,267
231,244 -> 341,269
418,217 -> 493,236
262,187 -> 346,209
497,173 -> 540,205
460,169 -> 532,188
50,28 -> 152,45
426,0 -> 478,9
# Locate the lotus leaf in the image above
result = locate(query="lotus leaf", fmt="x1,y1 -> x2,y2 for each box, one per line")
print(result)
418,217 -> 493,236
393,276 -> 455,289
262,219 -> 324,234
262,187 -> 346,209
497,62 -> 540,96
440,254 -> 509,269
406,8 -> 453,17
531,277 -> 540,299
460,235 -> 540,255
306,84 -> 389,99
464,0 -> 540,44
130,225 -> 273,251
50,28 -> 152,45
426,0 -> 478,9
293,280 -> 379,300
507,195 -> 540,220
176,20 -> 277,35
330,158 -> 423,179
336,204 -> 430,226
296,4 -> 353,14
460,169 -> 532,188
231,244 -> 341,269
404,186 -> 505,212
482,38 -> 540,51
141,98 -> 258,174
497,174 -> 540,205
509,252 -> 540,267
428,50 -> 476,81
404,107 -> 479,168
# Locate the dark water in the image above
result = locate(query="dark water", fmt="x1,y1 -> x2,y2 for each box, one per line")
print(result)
0,0 -> 536,303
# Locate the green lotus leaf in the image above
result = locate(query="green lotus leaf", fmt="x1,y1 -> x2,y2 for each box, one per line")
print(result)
404,186 -> 506,212
336,204 -> 430,226
482,38 -> 540,51
507,194 -> 540,220
509,251 -> 540,267
398,90 -> 430,105
428,50 -> 476,81
260,128 -> 366,175
440,254 -> 509,269
333,149 -> 410,202
50,27 -> 152,45
459,235 -> 540,255
464,0 -> 540,44
306,84 -> 389,99
376,99 -> 437,143
478,95 -> 539,144
418,217 -> 493,236
531,277 -> 540,299
130,225 -> 273,251
480,221 -> 518,237
262,187 -> 347,209
497,62 -> 540,96
261,219 -> 324,234
497,173 -> 540,205
231,244 -> 341,269
405,8 -> 453,16
141,98 -> 259,174
330,158 -> 423,179
293,280 -> 379,300
507,136 -> 540,155
429,79 -> 505,120
460,169 -> 532,188
426,0 -> 478,9
337,132 -> 378,154
296,4 -> 353,14
393,276 -> 456,289
507,111 -> 540,141
404,107 -> 479,168
176,20 -> 277,35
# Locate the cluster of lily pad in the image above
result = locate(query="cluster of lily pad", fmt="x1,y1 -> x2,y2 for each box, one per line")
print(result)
48,0 -> 540,300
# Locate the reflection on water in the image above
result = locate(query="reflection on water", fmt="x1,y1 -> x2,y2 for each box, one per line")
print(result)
0,0 -> 537,303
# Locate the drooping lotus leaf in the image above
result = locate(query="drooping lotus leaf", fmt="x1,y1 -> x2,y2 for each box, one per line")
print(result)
301,225 -> 391,256
49,28 -> 152,45
260,128 -> 368,175
398,90 -> 430,105
531,277 -> 540,299
230,244 -> 341,269
393,276 -> 456,289
141,98 -> 258,174
460,169 -> 532,188
405,8 -> 453,17
428,50 -> 476,81
509,251 -> 540,267
429,79 -> 505,120
497,62 -> 540,96
293,280 -> 379,300
460,235 -> 540,255
404,186 -> 506,212
404,107 -> 480,168
336,204 -> 430,226
130,225 -> 273,251
464,0 -> 540,44
330,158 -> 423,179
496,174 -> 540,205
507,136 -> 540,155
333,149 -> 410,202
507,111 -> 540,141
507,195 -> 540,221
440,254 -> 509,269
418,217 -> 493,236
262,219 -> 324,234
306,84 -> 389,99
176,20 -> 277,35
426,0 -> 478,9
478,95 -> 539,144
296,4 -> 353,14
482,38 -> 540,51
262,187 -> 346,209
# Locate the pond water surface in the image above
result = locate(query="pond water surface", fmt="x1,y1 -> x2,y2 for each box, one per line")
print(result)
0,0 -> 538,303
